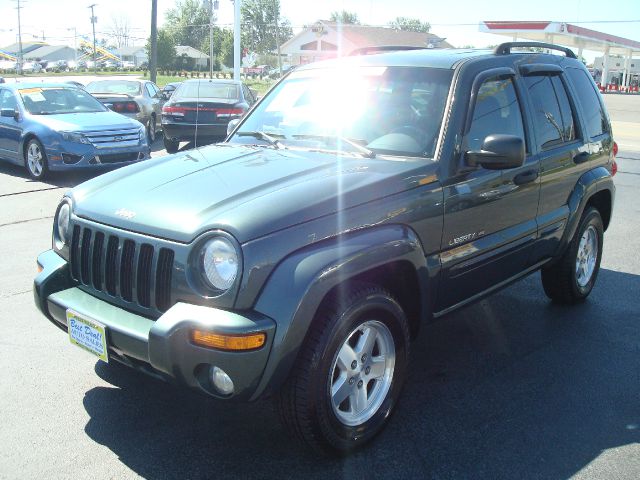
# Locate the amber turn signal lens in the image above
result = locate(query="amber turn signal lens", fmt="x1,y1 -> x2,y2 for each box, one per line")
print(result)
37,262 -> 44,273
190,330 -> 266,351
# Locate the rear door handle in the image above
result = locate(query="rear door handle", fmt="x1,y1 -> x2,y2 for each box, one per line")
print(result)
573,152 -> 590,164
514,169 -> 539,185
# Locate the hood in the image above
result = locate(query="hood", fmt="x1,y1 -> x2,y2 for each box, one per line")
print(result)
71,144 -> 432,244
32,111 -> 140,132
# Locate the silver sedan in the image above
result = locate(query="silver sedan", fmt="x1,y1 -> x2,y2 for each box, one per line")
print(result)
85,79 -> 165,143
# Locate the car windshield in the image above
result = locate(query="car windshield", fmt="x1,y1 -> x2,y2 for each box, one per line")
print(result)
85,80 -> 142,95
230,66 -> 453,158
176,82 -> 239,100
18,87 -> 107,115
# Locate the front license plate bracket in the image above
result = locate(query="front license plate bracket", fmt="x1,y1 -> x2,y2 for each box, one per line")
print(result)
66,309 -> 109,363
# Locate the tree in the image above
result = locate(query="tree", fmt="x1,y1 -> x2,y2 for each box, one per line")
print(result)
108,15 -> 132,48
164,0 -> 210,50
146,29 -> 176,69
388,17 -> 430,33
241,0 -> 293,55
329,10 -> 360,25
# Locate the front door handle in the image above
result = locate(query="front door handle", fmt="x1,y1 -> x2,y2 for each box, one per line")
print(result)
573,152 -> 590,164
514,169 -> 539,185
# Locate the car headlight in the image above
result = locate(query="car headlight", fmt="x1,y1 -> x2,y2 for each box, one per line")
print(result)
54,201 -> 71,250
61,131 -> 91,144
200,237 -> 239,291
139,125 -> 146,141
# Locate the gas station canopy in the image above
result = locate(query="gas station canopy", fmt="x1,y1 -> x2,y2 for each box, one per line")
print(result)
479,21 -> 640,57
479,21 -> 640,89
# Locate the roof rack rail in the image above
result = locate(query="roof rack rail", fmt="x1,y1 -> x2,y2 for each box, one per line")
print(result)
494,42 -> 577,59
350,45 -> 428,56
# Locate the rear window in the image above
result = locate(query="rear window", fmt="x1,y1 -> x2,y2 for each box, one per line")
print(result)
176,82 -> 239,100
86,80 -> 142,95
565,68 -> 608,138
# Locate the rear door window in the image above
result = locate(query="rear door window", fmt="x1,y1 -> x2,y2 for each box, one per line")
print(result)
524,75 -> 576,150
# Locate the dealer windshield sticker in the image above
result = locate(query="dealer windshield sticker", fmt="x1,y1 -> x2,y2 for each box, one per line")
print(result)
22,91 -> 46,102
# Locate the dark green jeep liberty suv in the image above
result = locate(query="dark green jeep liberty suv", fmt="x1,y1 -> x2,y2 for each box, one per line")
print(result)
34,43 -> 616,454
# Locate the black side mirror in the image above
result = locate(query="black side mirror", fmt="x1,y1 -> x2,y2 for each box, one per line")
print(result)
465,134 -> 525,170
1,108 -> 18,119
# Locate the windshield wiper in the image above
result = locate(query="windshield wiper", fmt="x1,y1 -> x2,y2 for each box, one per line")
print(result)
292,134 -> 375,158
236,131 -> 286,149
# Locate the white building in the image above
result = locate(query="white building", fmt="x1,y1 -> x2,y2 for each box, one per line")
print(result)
593,55 -> 640,86
113,46 -> 148,67
175,45 -> 209,69
280,21 -> 452,65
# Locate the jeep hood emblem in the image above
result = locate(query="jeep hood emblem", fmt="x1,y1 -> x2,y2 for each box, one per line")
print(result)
115,208 -> 136,219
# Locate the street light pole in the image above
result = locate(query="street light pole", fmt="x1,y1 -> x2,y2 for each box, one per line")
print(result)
233,0 -> 241,81
67,27 -> 78,65
15,0 -> 24,75
150,0 -> 157,83
88,4 -> 97,74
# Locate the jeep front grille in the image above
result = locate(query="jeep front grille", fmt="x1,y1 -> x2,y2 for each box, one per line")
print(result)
70,225 -> 174,312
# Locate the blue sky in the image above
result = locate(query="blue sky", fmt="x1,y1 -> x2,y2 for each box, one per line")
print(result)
1,0 -> 639,62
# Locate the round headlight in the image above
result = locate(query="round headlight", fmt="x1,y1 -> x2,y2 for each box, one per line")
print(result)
55,202 -> 71,247
201,237 -> 239,291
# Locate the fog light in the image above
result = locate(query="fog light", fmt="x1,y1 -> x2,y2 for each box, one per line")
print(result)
210,366 -> 234,396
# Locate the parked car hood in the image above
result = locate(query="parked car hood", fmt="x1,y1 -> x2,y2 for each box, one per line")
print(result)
71,144 -> 433,244
32,111 -> 140,131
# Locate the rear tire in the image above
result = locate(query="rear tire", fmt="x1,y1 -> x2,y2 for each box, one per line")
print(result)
275,283 -> 410,455
163,136 -> 179,154
147,116 -> 157,144
541,207 -> 604,304
24,138 -> 48,180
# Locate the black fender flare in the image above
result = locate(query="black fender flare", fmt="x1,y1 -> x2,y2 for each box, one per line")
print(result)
250,224 -> 430,400
559,166 -> 615,256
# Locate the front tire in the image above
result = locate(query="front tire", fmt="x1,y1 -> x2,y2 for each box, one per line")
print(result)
541,207 -> 604,304
163,136 -> 179,154
25,138 -> 48,180
276,283 -> 410,454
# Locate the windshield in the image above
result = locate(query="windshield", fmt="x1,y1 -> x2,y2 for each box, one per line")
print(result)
229,66 -> 452,158
19,87 -> 107,115
86,80 -> 142,95
175,82 -> 240,100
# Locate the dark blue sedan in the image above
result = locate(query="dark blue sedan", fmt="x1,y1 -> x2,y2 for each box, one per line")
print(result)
0,83 -> 150,179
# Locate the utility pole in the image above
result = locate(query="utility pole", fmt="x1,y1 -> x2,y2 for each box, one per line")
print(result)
233,0 -> 241,81
15,0 -> 24,76
88,4 -> 97,73
274,1 -> 281,77
150,0 -> 157,83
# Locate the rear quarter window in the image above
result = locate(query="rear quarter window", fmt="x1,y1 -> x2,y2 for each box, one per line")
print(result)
565,68 -> 608,138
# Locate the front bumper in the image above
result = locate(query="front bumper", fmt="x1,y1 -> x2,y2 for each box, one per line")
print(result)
34,250 -> 276,400
44,138 -> 150,171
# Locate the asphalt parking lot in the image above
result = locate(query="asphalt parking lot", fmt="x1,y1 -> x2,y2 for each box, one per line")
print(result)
0,94 -> 638,479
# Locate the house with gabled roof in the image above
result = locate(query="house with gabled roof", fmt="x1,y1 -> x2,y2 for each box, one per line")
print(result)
113,46 -> 148,67
280,21 -> 452,65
